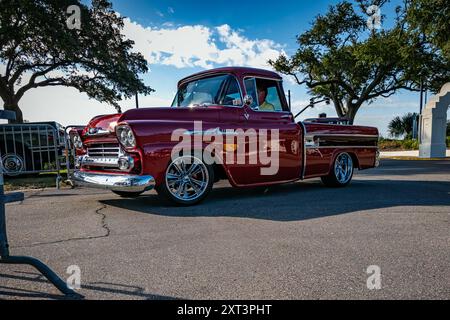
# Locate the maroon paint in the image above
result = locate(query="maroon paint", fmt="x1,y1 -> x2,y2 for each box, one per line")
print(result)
78,67 -> 379,187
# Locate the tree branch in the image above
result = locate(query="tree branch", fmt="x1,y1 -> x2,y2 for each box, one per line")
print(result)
367,84 -> 420,100
12,61 -> 72,100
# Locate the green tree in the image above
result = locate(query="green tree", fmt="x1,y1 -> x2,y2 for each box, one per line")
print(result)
388,112 -> 418,138
269,0 -> 450,124
406,0 -> 450,60
0,0 -> 153,123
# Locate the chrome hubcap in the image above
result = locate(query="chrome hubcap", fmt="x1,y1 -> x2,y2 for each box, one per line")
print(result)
166,156 -> 209,201
334,153 -> 353,184
2,154 -> 24,175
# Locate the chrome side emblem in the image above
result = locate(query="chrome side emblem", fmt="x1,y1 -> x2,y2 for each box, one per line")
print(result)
244,112 -> 250,120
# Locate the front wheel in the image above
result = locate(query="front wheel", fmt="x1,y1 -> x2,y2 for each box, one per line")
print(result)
321,152 -> 354,187
156,155 -> 214,206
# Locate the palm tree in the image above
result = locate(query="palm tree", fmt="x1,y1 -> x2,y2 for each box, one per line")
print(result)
388,113 -> 418,138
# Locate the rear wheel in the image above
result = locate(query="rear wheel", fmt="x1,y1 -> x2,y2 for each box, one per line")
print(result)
156,155 -> 214,206
112,191 -> 144,198
321,152 -> 354,187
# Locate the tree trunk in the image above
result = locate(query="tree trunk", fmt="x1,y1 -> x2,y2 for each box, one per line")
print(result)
333,102 -> 345,118
345,103 -> 361,125
3,102 -> 23,123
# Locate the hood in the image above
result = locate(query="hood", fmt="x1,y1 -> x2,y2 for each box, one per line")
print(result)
118,106 -> 222,123
82,106 -> 223,141
82,113 -> 122,138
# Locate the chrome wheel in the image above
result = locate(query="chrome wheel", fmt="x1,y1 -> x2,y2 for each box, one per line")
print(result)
165,156 -> 210,201
334,153 -> 353,184
2,154 -> 24,176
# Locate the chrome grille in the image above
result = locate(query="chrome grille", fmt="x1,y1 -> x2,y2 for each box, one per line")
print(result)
87,143 -> 120,158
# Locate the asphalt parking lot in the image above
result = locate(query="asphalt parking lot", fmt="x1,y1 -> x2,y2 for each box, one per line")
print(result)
0,159 -> 449,300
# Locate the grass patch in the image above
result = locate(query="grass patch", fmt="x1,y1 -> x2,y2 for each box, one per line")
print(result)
379,137 -> 450,151
4,172 -> 70,191
379,138 -> 419,151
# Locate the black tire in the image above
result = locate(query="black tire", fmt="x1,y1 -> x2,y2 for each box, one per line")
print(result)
321,152 -> 354,187
112,191 -> 144,198
156,155 -> 214,206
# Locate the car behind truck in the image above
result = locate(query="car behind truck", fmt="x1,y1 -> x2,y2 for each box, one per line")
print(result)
73,67 -> 379,205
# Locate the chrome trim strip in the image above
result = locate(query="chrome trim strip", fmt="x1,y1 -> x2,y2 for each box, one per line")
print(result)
183,128 -> 239,136
299,122 -> 307,180
305,146 -> 379,149
73,171 -> 155,192
305,134 -> 379,139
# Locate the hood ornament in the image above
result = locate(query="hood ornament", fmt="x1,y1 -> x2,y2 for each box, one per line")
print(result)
86,127 -> 111,136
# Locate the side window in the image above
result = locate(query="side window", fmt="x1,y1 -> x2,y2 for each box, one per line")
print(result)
255,78 -> 283,112
244,78 -> 258,109
244,77 -> 285,112
220,77 -> 242,106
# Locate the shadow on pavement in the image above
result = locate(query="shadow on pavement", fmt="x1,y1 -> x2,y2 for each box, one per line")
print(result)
100,178 -> 450,222
363,159 -> 450,176
0,271 -> 178,300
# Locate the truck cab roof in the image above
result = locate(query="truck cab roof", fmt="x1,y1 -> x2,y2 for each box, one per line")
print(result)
178,67 -> 282,87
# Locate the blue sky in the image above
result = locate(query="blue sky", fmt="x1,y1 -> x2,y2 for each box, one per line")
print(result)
13,0 -> 442,136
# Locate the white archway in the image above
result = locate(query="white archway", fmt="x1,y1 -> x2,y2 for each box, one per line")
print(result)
419,83 -> 450,158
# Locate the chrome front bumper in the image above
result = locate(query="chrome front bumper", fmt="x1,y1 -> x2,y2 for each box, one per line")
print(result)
375,149 -> 381,167
73,171 -> 155,193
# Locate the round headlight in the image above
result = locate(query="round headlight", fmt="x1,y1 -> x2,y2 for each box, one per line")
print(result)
116,125 -> 136,148
72,134 -> 83,149
118,156 -> 134,171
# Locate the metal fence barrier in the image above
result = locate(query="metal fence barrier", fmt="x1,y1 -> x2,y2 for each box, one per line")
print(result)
0,123 -> 66,187
0,111 -> 81,298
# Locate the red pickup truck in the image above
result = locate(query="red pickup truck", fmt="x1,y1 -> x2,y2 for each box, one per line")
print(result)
73,67 -> 379,205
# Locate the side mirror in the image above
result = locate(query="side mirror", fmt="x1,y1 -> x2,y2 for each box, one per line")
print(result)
243,95 -> 253,107
244,95 -> 259,110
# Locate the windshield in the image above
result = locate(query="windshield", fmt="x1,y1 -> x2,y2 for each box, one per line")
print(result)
171,74 -> 242,108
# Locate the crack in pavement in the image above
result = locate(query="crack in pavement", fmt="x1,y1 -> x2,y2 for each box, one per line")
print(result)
11,203 -> 111,249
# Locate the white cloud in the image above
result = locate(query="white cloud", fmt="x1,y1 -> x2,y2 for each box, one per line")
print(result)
122,19 -> 285,70
1,18 -> 286,125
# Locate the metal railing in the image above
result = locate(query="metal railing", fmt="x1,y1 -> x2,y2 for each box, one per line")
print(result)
0,123 -> 65,187
0,111 -> 81,298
